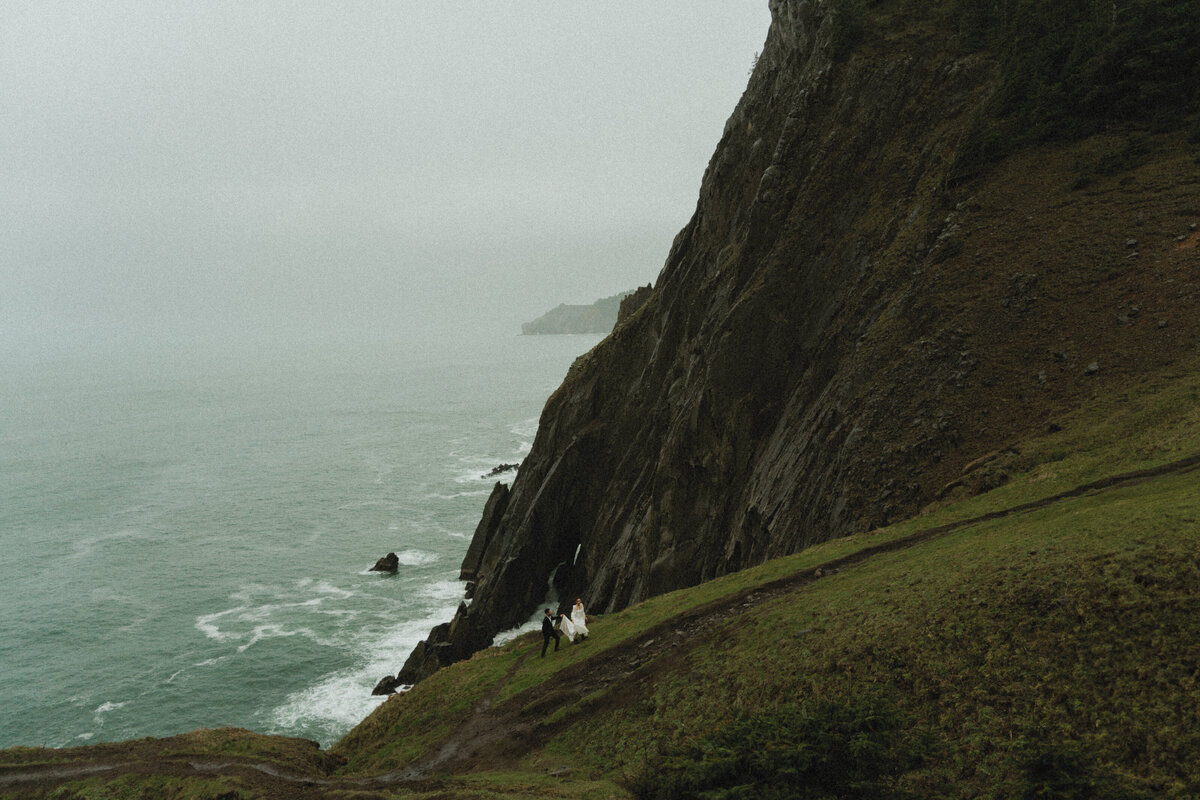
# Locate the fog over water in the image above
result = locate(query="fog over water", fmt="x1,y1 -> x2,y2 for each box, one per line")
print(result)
2,2 -> 770,359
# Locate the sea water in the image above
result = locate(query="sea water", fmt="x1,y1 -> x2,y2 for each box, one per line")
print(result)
0,331 -> 602,749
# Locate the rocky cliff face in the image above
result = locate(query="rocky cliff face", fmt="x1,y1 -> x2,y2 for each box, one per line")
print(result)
394,0 -> 1200,682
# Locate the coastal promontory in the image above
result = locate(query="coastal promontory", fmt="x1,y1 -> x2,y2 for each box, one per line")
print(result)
519,291 -> 631,335
399,0 -> 1200,681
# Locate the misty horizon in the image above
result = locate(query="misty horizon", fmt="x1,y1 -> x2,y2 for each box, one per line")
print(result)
2,2 -> 770,359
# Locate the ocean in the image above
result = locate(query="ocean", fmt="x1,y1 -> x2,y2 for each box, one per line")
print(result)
0,331 -> 602,749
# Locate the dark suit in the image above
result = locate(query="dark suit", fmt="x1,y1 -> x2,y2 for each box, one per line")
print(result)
541,613 -> 561,657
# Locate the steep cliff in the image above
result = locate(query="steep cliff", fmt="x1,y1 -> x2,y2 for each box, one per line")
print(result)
395,0 -> 1200,681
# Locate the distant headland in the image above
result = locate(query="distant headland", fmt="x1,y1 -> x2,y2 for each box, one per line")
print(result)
520,285 -> 652,335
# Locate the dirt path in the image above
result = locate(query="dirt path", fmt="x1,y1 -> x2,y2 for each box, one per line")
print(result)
6,452 -> 1198,795
382,450 -> 1200,776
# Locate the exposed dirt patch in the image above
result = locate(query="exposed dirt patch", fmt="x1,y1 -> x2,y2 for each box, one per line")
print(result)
1177,230 -> 1200,249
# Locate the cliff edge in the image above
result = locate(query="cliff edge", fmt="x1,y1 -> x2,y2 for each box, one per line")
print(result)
396,0 -> 1200,681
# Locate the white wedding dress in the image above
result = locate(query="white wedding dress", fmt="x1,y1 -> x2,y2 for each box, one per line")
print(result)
571,604 -> 589,638
558,613 -> 576,642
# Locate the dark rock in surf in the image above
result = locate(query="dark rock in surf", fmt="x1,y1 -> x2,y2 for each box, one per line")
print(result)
482,462 -> 520,479
371,674 -> 401,696
370,552 -> 399,573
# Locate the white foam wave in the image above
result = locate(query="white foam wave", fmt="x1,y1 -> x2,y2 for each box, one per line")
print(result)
268,670 -> 388,738
509,417 -> 539,439
92,700 -> 127,727
451,450 -> 525,485
396,549 -> 440,566
422,579 -> 466,603
313,608 -> 361,621
197,579 -> 360,644
196,606 -> 249,642
453,464 -> 497,484
426,489 -> 494,500
268,600 -> 466,745
237,624 -> 295,653
492,618 -> 541,647
311,580 -> 355,600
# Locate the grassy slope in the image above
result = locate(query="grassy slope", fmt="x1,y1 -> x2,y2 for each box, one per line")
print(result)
321,350 -> 1200,798
558,472 -> 1200,797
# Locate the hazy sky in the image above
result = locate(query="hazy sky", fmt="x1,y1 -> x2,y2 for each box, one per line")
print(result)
2,2 -> 769,356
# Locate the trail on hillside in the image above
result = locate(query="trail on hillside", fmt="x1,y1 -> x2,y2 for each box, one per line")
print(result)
385,450 -> 1200,778
4,452 -> 1198,795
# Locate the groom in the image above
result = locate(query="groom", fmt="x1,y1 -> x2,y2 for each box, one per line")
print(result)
541,608 -> 561,657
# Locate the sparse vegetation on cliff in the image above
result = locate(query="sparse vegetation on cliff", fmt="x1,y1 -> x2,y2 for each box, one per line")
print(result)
931,0 -> 1200,180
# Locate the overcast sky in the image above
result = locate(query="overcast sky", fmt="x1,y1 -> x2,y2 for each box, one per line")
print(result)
2,2 -> 770,357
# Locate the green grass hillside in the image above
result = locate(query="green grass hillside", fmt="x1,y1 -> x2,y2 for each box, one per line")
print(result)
312,354 -> 1200,799
6,353 -> 1200,798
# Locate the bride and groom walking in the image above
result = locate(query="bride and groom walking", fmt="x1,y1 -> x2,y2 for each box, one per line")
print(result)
541,598 -> 589,657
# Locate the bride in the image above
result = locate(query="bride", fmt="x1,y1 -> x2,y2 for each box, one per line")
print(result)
571,597 -> 589,640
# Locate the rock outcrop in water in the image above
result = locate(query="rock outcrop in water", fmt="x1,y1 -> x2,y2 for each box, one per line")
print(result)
369,553 -> 399,573
395,0 -> 1200,683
